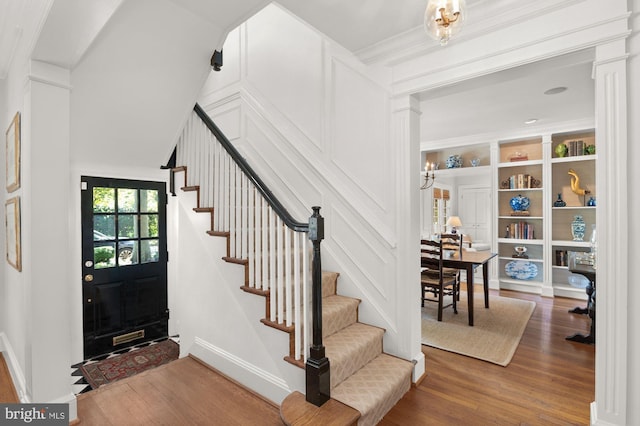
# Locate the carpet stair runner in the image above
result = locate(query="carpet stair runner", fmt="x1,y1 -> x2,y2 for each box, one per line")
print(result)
309,271 -> 414,426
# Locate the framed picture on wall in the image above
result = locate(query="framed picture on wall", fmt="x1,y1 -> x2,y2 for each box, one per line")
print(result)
6,111 -> 21,192
5,196 -> 21,271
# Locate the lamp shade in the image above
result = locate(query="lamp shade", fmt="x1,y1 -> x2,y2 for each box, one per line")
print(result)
424,0 -> 466,45
446,216 -> 462,228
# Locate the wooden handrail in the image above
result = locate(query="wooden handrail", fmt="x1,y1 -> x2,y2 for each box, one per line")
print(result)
193,103 -> 309,233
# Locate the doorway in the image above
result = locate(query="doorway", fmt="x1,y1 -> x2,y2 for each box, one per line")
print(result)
81,176 -> 168,359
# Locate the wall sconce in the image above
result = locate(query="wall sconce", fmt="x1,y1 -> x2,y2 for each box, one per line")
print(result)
446,216 -> 463,233
424,0 -> 466,46
421,161 -> 436,190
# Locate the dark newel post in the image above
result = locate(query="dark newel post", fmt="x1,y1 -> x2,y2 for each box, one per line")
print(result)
306,206 -> 330,406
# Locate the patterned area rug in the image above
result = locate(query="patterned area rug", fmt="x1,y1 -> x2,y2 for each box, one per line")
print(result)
80,339 -> 179,389
421,290 -> 535,366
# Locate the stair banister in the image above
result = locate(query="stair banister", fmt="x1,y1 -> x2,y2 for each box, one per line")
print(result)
193,103 -> 308,232
306,206 -> 330,406
173,104 -> 330,407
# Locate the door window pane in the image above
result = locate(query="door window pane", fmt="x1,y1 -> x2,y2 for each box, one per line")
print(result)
140,190 -> 158,213
93,187 -> 115,212
94,215 -> 115,239
140,214 -> 158,238
118,214 -> 138,239
94,242 -> 116,269
141,239 -> 159,263
118,240 -> 138,266
118,188 -> 138,213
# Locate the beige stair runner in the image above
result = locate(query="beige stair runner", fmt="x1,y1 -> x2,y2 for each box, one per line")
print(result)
320,272 -> 413,426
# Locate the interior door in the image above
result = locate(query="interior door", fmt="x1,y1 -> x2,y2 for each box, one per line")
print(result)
81,176 -> 168,359
459,186 -> 491,243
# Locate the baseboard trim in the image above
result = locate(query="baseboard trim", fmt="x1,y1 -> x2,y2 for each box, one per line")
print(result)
0,332 -> 27,403
191,337 -> 292,405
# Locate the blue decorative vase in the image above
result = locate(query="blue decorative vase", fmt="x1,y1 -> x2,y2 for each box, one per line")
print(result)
509,194 -> 530,212
587,197 -> 596,206
445,155 -> 463,169
571,215 -> 586,241
553,193 -> 566,207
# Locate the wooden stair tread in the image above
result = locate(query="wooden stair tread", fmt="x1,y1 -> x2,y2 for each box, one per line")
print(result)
181,185 -> 199,191
207,230 -> 230,237
280,391 -> 360,426
193,207 -> 214,213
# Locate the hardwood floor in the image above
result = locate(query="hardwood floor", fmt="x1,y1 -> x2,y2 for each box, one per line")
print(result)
76,290 -> 594,425
76,356 -> 282,425
0,353 -> 20,403
380,289 -> 595,425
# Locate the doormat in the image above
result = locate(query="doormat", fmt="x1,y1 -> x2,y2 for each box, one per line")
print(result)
80,339 -> 179,390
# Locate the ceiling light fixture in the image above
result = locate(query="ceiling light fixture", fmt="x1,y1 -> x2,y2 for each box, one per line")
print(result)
544,86 -> 567,95
424,0 -> 466,46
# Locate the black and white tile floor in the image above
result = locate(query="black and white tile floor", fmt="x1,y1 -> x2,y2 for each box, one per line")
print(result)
70,335 -> 180,395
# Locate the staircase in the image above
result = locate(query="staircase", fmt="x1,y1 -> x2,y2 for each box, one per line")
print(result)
171,104 -> 413,425
315,271 -> 413,425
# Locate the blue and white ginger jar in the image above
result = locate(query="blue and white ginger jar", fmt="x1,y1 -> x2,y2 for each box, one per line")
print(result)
571,215 -> 586,241
445,155 -> 463,169
509,194 -> 530,212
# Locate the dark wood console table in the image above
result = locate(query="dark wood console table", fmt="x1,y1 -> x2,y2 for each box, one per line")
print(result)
567,261 -> 596,345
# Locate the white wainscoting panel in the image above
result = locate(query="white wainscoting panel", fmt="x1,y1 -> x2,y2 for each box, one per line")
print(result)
330,58 -> 392,215
245,5 -> 324,148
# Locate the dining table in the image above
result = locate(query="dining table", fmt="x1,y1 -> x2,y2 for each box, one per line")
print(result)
439,249 -> 498,326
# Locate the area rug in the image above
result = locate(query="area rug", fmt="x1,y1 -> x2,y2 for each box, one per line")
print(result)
80,339 -> 179,389
421,291 -> 535,366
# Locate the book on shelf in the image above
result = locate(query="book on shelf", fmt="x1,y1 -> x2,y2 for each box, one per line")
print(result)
508,174 -> 536,189
568,140 -> 585,156
507,222 -> 535,239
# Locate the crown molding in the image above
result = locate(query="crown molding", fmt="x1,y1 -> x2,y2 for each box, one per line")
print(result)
356,0 -> 588,66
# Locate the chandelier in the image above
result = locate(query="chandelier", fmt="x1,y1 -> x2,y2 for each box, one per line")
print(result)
421,162 -> 436,190
424,0 -> 466,46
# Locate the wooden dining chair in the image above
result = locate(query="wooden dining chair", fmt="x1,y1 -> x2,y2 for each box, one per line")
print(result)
420,239 -> 459,321
440,233 -> 463,300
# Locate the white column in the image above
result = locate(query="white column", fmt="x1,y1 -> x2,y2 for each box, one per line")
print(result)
489,141 -> 499,289
24,60 -> 75,411
591,39 -> 628,425
625,4 -> 640,425
392,94 -> 424,381
540,134 -> 554,298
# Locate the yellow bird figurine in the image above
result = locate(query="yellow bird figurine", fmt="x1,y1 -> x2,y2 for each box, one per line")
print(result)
568,169 -> 589,196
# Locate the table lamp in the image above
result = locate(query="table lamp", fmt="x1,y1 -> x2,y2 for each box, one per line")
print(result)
446,216 -> 462,233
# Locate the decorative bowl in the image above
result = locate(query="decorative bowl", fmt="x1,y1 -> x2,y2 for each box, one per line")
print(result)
505,260 -> 538,280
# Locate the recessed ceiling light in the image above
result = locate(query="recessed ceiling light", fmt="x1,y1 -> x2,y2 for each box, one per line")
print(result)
544,86 -> 567,95
525,119 -> 538,125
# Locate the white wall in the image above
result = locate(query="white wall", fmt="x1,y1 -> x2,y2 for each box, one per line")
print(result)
199,4 -> 418,368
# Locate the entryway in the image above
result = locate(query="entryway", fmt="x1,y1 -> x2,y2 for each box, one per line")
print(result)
80,177 -> 169,359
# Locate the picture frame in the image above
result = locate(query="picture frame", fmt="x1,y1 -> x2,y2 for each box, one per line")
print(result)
5,196 -> 22,271
6,111 -> 21,192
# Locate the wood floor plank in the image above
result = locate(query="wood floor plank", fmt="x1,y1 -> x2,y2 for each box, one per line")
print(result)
0,353 -> 19,403
77,289 -> 593,425
380,289 -> 595,425
77,356 -> 282,425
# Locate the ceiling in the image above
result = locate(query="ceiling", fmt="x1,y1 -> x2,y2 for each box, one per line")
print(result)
1,0 -> 594,144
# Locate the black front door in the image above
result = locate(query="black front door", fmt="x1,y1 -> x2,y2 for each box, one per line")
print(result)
81,176 -> 168,359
